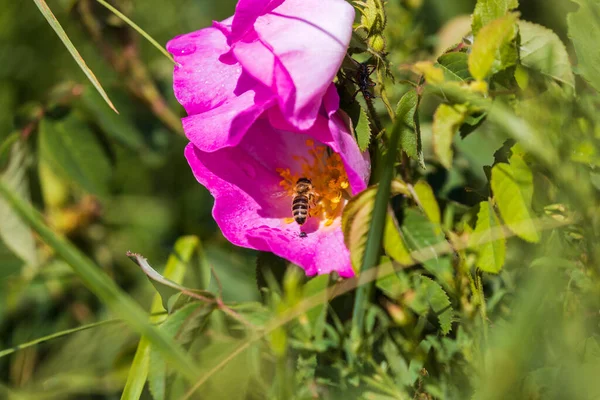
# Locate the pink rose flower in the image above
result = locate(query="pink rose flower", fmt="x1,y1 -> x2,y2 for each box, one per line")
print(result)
166,0 -> 355,148
184,88 -> 369,276
168,0 -> 369,276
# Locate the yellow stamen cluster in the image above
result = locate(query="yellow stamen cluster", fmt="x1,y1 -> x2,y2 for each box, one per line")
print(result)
276,140 -> 351,227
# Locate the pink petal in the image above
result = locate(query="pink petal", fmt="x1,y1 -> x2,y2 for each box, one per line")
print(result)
167,24 -> 276,152
328,111 -> 371,194
182,78 -> 275,152
229,0 -> 284,43
167,27 -> 238,115
183,119 -> 357,277
231,0 -> 354,130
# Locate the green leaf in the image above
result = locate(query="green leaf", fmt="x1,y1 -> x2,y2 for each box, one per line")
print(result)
471,201 -> 506,273
355,106 -> 372,152
39,114 -> 112,197
472,0 -> 519,35
383,214 -> 413,266
32,0 -> 117,113
81,86 -> 145,150
0,180 -> 201,382
567,0 -> 600,92
407,275 -> 454,335
432,103 -> 468,169
0,141 -> 37,266
437,52 -> 472,82
413,180 -> 441,225
469,13 -> 519,81
395,89 -> 424,168
149,302 -> 214,400
342,187 -> 377,273
401,209 -> 454,286
518,21 -> 575,88
121,236 -> 201,400
491,154 -> 540,243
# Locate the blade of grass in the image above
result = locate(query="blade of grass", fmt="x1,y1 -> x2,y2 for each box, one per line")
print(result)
94,0 -> 175,64
32,0 -> 118,113
121,236 -> 199,400
121,337 -> 151,400
0,319 -> 121,359
0,180 -> 200,381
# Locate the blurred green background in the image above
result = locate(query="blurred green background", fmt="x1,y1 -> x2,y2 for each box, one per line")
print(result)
1,0 -> 598,399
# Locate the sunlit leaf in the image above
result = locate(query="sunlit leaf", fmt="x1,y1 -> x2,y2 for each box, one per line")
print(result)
471,201 -> 506,273
472,0 -> 519,35
413,61 -> 445,84
413,180 -> 441,225
383,214 -> 413,266
491,154 -> 540,243
396,89 -> 424,168
469,13 -> 519,81
519,21 -> 574,88
0,141 -> 37,266
32,0 -> 117,113
342,187 -> 377,273
567,0 -> 600,92
432,103 -> 468,169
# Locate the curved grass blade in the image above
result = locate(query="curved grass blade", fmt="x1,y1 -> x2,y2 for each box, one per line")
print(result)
0,319 -> 121,359
32,0 -> 118,113
121,337 -> 151,400
94,0 -> 175,63
0,180 -> 200,381
121,236 -> 200,400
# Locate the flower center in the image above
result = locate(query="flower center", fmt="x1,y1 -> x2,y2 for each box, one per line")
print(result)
276,140 -> 351,227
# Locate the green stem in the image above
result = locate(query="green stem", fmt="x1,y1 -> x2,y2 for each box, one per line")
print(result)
349,106 -> 404,354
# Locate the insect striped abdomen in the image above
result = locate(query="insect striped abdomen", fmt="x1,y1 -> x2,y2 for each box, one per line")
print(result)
292,195 -> 309,225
